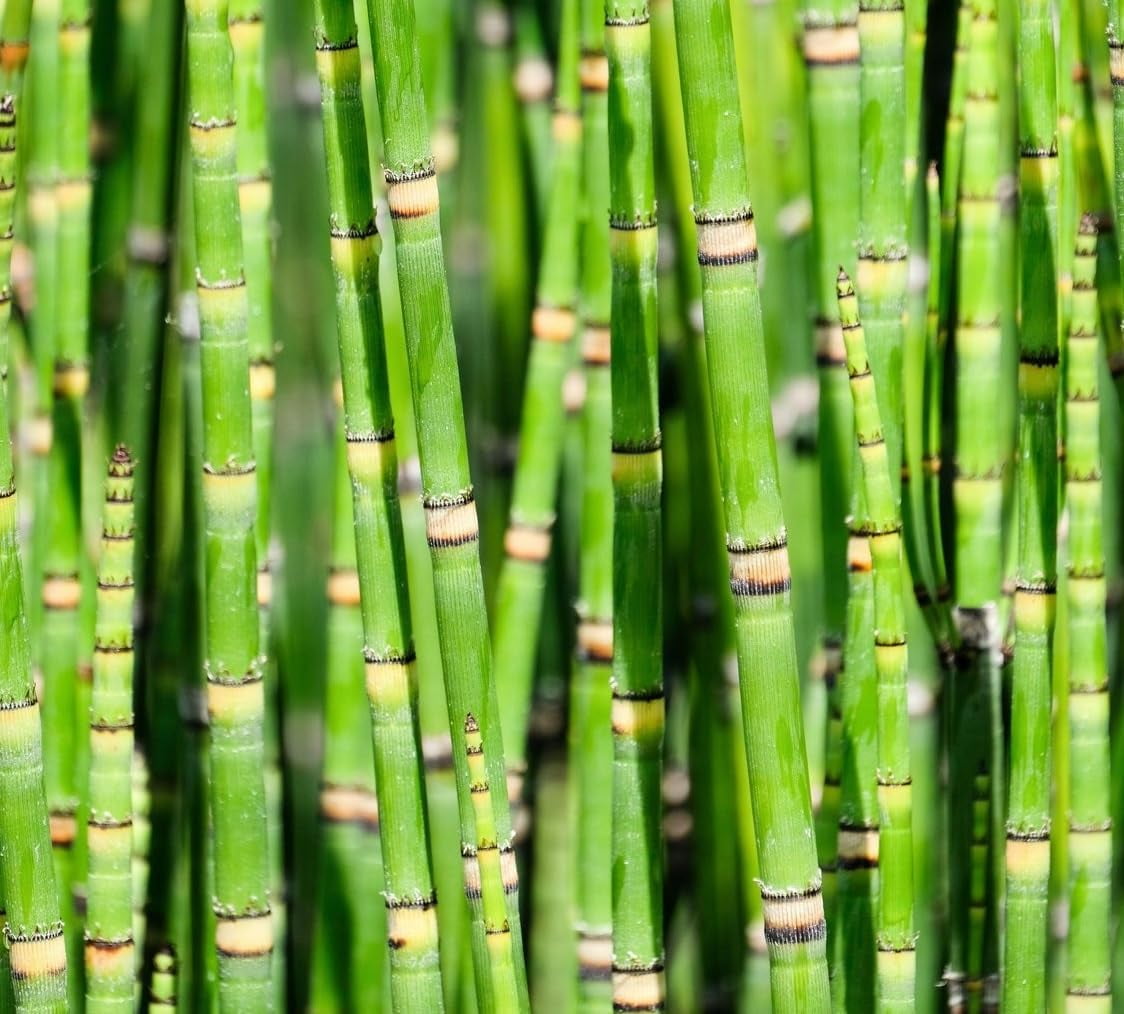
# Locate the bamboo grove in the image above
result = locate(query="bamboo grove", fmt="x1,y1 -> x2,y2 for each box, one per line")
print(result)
0,0 -> 1121,1009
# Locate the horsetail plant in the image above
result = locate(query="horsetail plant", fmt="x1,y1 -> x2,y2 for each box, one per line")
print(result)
312,1 -> 446,1005
569,0 -> 614,999
672,0 -> 830,1006
1064,214 -> 1112,1009
0,2 -> 68,1005
363,0 -> 530,1006
605,2 -> 665,1009
184,0 -> 273,1002
1005,0 -> 1060,1005
492,0 -> 580,804
85,447 -> 137,1011
838,270 -> 916,1009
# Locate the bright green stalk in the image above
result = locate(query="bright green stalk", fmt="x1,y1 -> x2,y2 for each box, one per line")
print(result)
903,0 -> 925,191
605,4 -> 664,1011
514,0 -> 552,224
1005,0 -> 1060,1005
801,1 -> 859,967
671,0 -> 829,1008
837,271 -> 916,1010
939,2 -> 971,343
493,0 -> 581,801
312,4 -> 446,1007
0,5 -> 68,1007
570,0 -> 613,1001
363,0 -> 530,1008
310,424 -> 386,1012
148,947 -> 177,1010
857,0 -> 906,496
131,751 -> 149,987
84,448 -> 136,1012
1064,215 -> 1111,1009
184,0 -> 272,1002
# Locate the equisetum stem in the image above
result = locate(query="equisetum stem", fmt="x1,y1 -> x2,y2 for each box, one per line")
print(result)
0,2 -> 69,1005
837,272 -> 916,1010
1064,215 -> 1112,1009
184,0 -> 272,1003
363,0 -> 530,1007
671,0 -> 830,1008
605,2 -> 665,1010
1005,0 -> 1059,1006
311,2 -> 445,1007
85,447 -> 137,1012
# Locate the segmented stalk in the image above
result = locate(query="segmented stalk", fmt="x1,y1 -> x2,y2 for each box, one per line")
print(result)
184,0 -> 272,1001
1064,215 -> 1111,1009
493,0 -> 581,800
838,272 -> 916,1010
1005,0 -> 1059,1005
801,0 -> 859,968
671,0 -> 830,1007
363,0 -> 530,1006
148,947 -> 177,1011
85,448 -> 137,1011
312,4 -> 445,1006
857,0 -> 907,493
0,4 -> 69,1005
570,0 -> 613,1000
605,3 -> 664,1010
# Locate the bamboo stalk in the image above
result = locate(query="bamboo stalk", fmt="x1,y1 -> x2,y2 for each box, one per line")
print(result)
311,2 -> 446,1005
1063,214 -> 1112,1009
1005,0 -> 1060,1005
837,271 -> 916,1009
604,2 -> 664,1010
85,447 -> 137,1012
0,3 -> 69,1006
148,946 -> 177,1010
183,0 -> 272,1002
492,0 -> 581,804
363,0 -> 530,1006
569,0 -> 613,1001
671,0 -> 829,1007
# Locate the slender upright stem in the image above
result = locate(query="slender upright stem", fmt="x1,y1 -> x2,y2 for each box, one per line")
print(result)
838,272 -> 916,1010
311,2 -> 446,1007
671,0 -> 830,1007
604,2 -> 664,1010
363,0 -> 530,1007
85,448 -> 137,1012
0,3 -> 69,1005
1064,215 -> 1112,1009
1005,0 -> 1059,1006
184,0 -> 272,1003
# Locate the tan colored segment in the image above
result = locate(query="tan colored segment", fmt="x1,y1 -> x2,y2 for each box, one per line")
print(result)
532,305 -> 577,343
1013,587 -> 1056,629
85,938 -> 135,977
514,56 -> 552,102
578,619 -> 613,661
23,416 -> 52,456
505,768 -> 525,805
257,568 -> 272,608
504,523 -> 552,563
613,967 -> 666,1010
327,568 -> 361,606
328,229 -> 379,277
52,361 -> 90,399
1064,996 -> 1111,1013
815,322 -> 846,364
582,324 -> 611,364
580,53 -> 610,91
838,827 -> 880,864
696,216 -> 757,263
387,902 -> 439,950
552,109 -> 582,143
462,853 -> 482,898
55,178 -> 92,211
188,120 -> 237,161
728,542 -> 791,590
228,18 -> 263,49
803,25 -> 860,63
249,362 -> 276,401
87,822 -> 133,856
10,931 -> 67,980
0,700 -> 40,747
432,123 -> 459,174
577,931 -> 613,972
346,434 -> 395,478
1112,44 -> 1124,82
238,177 -> 272,215
1005,835 -> 1051,877
876,947 -> 917,979
500,847 -> 519,893
611,695 -> 665,737
331,378 -> 345,409
216,913 -> 273,957
201,466 -> 256,503
425,498 -> 479,546
847,534 -> 873,572
386,173 -> 440,219
91,725 -> 133,760
207,679 -> 265,723
563,368 -> 586,413
320,785 -> 379,826
761,888 -> 826,935
364,657 -> 413,704
49,812 -> 77,847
